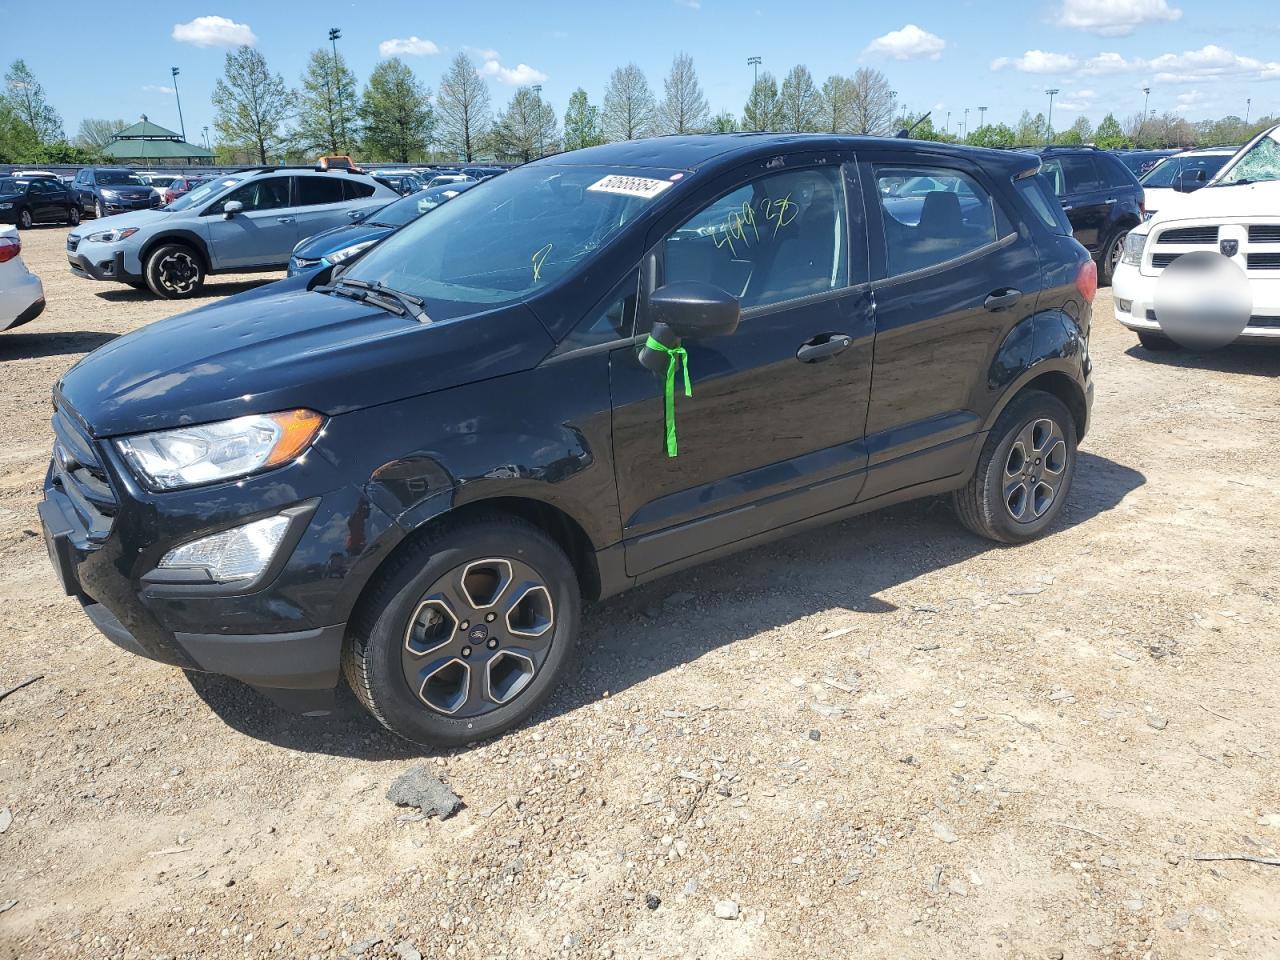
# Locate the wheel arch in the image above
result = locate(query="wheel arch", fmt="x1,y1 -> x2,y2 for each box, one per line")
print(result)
139,230 -> 212,273
988,367 -> 1089,443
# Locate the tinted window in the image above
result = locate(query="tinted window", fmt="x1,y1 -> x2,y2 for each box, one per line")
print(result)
1016,176 -> 1072,236
1140,157 -> 1181,187
369,191 -> 433,228
663,166 -> 848,310
95,170 -> 145,186
1040,156 -> 1102,195
558,273 -> 638,352
875,165 -> 999,276
1099,155 -> 1138,188
208,177 -> 290,213
296,176 -> 344,206
343,180 -> 376,200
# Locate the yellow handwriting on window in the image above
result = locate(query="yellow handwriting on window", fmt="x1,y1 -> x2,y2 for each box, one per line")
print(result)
762,194 -> 798,237
710,201 -> 759,257
531,242 -> 553,283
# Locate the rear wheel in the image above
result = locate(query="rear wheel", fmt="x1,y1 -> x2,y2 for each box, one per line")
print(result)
17,208 -> 32,230
144,243 -> 205,299
1137,330 -> 1179,351
952,390 -> 1077,543
67,205 -> 80,226
1100,229 -> 1127,286
343,515 -> 581,747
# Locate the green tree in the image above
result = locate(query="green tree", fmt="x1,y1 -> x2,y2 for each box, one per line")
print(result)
3,59 -> 62,144
492,87 -> 558,161
212,46 -> 293,164
602,63 -> 656,141
710,110 -> 739,133
297,48 -> 360,156
563,88 -> 603,152
658,52 -> 709,135
742,72 -> 781,131
75,118 -> 128,150
1094,113 -> 1126,149
437,53 -> 491,161
967,123 -> 1016,148
1015,110 -> 1049,145
0,100 -> 40,162
359,58 -> 434,162
817,75 -> 855,134
778,65 -> 821,133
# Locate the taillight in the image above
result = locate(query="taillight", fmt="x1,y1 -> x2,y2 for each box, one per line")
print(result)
1076,258 -> 1097,304
0,236 -> 20,264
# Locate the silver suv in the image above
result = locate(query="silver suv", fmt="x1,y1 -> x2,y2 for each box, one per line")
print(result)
66,167 -> 398,299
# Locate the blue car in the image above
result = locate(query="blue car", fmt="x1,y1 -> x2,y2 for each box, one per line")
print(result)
287,181 -> 477,277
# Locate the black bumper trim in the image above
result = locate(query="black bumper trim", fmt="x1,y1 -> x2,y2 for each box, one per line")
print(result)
175,624 -> 345,690
67,250 -> 144,284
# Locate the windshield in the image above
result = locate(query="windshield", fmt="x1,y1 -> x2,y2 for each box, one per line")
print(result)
367,191 -> 428,227
0,178 -> 30,194
166,176 -> 243,212
1141,154 -> 1230,188
342,165 -> 660,320
97,171 -> 145,186
1216,133 -> 1280,185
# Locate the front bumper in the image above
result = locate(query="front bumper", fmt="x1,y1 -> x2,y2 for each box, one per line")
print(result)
67,248 -> 144,284
1,270 -> 44,331
1112,262 -> 1280,341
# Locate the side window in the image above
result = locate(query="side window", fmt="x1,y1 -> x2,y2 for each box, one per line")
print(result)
874,165 -> 999,276
1058,156 -> 1103,194
296,176 -> 345,206
1141,158 -> 1180,188
556,272 -> 638,353
207,177 -> 290,214
1101,155 -> 1137,188
1016,175 -> 1073,236
662,165 -> 848,311
343,180 -> 376,200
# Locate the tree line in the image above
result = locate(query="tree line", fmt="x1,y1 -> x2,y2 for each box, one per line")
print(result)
1,50 -> 1277,166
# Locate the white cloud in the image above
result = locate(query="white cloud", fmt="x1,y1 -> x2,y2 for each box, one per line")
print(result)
1056,0 -> 1181,36
378,36 -> 440,57
991,50 -> 1078,73
865,24 -> 946,61
172,15 -> 256,48
1056,89 -> 1098,111
479,58 -> 548,86
142,84 -> 176,95
675,0 -> 701,8
465,47 -> 501,61
1175,90 -> 1207,109
1078,44 -> 1280,82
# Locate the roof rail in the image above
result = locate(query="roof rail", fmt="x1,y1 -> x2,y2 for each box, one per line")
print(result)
227,164 -> 373,175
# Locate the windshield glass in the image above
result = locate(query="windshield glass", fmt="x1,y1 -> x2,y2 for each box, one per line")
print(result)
1216,133 -> 1280,185
370,190 -> 435,228
97,171 -> 145,186
0,178 -> 30,194
1140,158 -> 1180,187
342,165 -> 659,319
166,176 -> 243,212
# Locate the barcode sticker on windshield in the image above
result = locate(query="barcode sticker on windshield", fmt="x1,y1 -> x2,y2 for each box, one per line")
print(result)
587,175 -> 674,199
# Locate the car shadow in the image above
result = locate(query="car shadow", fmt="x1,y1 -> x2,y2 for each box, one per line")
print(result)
0,330 -> 117,359
93,279 -> 273,303
1125,341 -> 1280,374
187,451 -> 1146,760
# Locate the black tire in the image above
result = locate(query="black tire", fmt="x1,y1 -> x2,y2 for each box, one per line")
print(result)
952,390 -> 1077,544
67,205 -> 80,226
1137,330 -> 1179,351
16,208 -> 32,230
144,243 -> 205,299
93,199 -> 104,219
1099,229 -> 1128,286
343,514 -> 581,748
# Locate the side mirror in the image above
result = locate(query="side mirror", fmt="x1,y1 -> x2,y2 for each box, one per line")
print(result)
223,200 -> 244,219
1175,169 -> 1206,193
347,209 -> 366,221
638,281 -> 740,373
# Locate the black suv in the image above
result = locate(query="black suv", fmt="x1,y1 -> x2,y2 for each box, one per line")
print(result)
1036,146 -> 1144,284
71,167 -> 162,218
41,135 -> 1095,747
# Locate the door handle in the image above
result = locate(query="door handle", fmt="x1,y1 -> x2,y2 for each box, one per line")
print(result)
1104,198 -> 1118,205
1061,204 -> 1074,211
984,288 -> 1022,312
796,333 -> 852,363
276,216 -> 295,223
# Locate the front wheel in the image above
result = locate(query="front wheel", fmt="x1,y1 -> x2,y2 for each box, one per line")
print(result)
17,208 -> 32,230
94,199 -> 104,219
144,243 -> 205,298
343,515 -> 581,747
952,390 -> 1077,543
67,205 -> 80,226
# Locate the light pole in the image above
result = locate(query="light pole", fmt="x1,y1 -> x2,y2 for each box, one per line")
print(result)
1045,88 -> 1059,143
170,66 -> 186,143
329,27 -> 345,151
963,107 -> 969,141
747,56 -> 761,130
946,110 -> 951,136
1245,97 -> 1252,124
1139,86 -> 1150,143
532,84 -> 545,158
202,126 -> 210,150
979,105 -> 987,131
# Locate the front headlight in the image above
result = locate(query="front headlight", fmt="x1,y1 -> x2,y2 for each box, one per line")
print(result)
326,239 -> 379,265
99,189 -> 118,199
0,202 -> 12,210
116,409 -> 323,490
158,514 -> 291,582
85,227 -> 139,243
1120,231 -> 1147,267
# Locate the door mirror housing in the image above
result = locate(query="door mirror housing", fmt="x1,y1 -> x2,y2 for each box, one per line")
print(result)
223,200 -> 244,219
648,281 -> 741,340
1174,169 -> 1206,193
347,209 -> 366,222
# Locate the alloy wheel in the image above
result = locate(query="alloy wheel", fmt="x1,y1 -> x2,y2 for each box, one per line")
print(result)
157,251 -> 200,294
1109,232 -> 1127,275
18,209 -> 32,229
400,557 -> 555,718
68,207 -> 80,226
1003,417 -> 1068,523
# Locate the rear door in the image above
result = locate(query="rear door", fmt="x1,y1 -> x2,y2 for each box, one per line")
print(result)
859,154 -> 1043,499
291,175 -> 353,244
1044,154 -> 1107,253
201,175 -> 296,268
609,155 -> 877,576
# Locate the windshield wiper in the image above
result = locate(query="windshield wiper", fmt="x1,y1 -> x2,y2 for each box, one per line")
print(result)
318,277 -> 430,323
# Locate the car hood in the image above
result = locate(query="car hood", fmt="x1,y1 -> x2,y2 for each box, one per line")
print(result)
56,284 -> 554,437
1148,180 -> 1280,224
294,222 -> 395,259
71,208 -> 173,237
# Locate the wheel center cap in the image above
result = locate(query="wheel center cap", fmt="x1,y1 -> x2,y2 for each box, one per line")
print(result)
468,624 -> 489,643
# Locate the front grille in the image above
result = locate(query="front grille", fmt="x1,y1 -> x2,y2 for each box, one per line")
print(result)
1248,225 -> 1280,242
1248,253 -> 1280,270
1151,252 -> 1184,268
1156,226 -> 1219,244
66,236 -> 80,253
49,406 -> 117,543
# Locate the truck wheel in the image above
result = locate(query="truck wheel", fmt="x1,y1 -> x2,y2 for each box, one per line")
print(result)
343,514 -> 581,748
144,243 -> 205,299
1137,330 -> 1179,351
952,390 -> 1077,544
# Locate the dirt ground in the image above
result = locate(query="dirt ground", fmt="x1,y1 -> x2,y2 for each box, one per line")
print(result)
1,224 -> 1278,960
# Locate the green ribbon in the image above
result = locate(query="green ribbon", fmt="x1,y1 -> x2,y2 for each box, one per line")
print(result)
645,335 -> 692,458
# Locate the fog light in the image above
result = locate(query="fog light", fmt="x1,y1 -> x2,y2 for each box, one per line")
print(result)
1116,298 -> 1132,313
159,515 -> 290,582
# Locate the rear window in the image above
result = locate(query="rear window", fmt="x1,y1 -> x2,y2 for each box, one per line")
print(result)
1016,175 -> 1073,236
296,176 -> 345,205
343,180 -> 376,200
1099,155 -> 1139,188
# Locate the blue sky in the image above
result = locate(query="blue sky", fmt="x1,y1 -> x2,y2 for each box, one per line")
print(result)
4,0 -> 1278,143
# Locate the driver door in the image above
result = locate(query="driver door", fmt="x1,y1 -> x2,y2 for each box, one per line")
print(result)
609,157 -> 876,577
202,176 -> 297,269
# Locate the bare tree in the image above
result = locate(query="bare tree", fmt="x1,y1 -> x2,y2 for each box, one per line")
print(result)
602,63 -> 657,141
818,75 -> 855,134
4,60 -> 63,143
658,52 -> 709,135
778,65 -> 821,133
76,118 -> 129,150
848,68 -> 895,136
491,87 -> 558,162
437,53 -> 492,161
742,72 -> 781,132
212,46 -> 293,164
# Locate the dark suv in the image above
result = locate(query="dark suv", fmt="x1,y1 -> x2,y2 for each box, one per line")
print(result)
72,167 -> 162,218
1037,146 -> 1144,284
41,135 -> 1095,747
